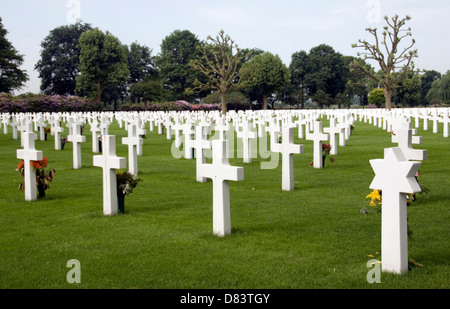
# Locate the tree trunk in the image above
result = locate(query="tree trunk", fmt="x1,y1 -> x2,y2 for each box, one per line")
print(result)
384,87 -> 393,110
96,82 -> 102,107
221,92 -> 228,114
262,94 -> 268,110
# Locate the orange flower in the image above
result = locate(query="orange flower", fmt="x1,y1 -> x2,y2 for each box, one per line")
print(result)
30,157 -> 48,169
31,161 -> 41,169
17,160 -> 24,170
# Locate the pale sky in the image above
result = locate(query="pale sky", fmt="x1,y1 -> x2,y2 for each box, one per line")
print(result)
1,0 -> 449,94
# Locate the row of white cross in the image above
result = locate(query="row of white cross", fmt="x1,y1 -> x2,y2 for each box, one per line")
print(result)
9,107 -> 442,274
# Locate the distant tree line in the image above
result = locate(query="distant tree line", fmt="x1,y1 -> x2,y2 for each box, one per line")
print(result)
1,16 -> 449,112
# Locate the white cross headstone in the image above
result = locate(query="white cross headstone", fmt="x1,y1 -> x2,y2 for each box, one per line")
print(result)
2,114 -> 10,134
183,118 -> 195,159
122,123 -> 142,176
11,117 -> 19,139
439,109 -> 450,138
213,116 -> 229,140
52,117 -> 64,150
237,120 -> 257,163
392,121 -> 427,161
271,125 -> 304,191
192,123 -> 212,182
90,119 -> 101,153
36,116 -> 46,142
323,117 -> 343,155
17,132 -> 43,201
136,119 -> 146,156
172,116 -> 184,148
164,115 -> 172,140
369,147 -> 422,274
99,114 -> 110,136
68,121 -> 86,169
265,117 -> 281,151
306,120 -> 329,169
93,135 -> 127,216
295,115 -> 307,139
198,139 -> 244,236
430,109 -> 440,134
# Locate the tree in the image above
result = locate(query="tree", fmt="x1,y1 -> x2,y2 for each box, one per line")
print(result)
306,44 -> 347,101
35,22 -> 91,95
157,30 -> 203,101
289,45 -> 347,108
368,88 -> 385,107
0,17 -> 28,93
426,71 -> 450,105
240,52 -> 290,110
190,30 -> 250,114
289,50 -> 309,108
352,15 -> 418,110
129,79 -> 163,103
128,42 -> 158,84
392,71 -> 422,107
346,57 -> 375,107
76,28 -> 129,106
420,70 -> 441,105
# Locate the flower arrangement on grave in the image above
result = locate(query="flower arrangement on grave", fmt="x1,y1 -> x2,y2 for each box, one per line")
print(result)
308,143 -> 336,166
17,157 -> 55,198
61,137 -> 68,149
361,171 -> 430,240
116,170 -> 142,213
117,171 -> 141,196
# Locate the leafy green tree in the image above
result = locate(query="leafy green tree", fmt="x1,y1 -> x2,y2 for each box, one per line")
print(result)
190,30 -> 250,114
240,52 -> 290,110
392,71 -> 422,107
129,79 -> 163,103
128,42 -> 158,84
346,57 -> 375,107
420,70 -> 441,105
289,45 -> 347,108
426,71 -> 450,105
76,28 -> 129,105
157,30 -> 203,101
368,88 -> 385,107
35,22 -> 91,95
352,15 -> 418,110
289,50 -> 309,108
0,17 -> 28,93
305,44 -> 347,100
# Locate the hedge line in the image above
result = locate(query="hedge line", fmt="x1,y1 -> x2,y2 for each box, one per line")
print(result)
0,93 -> 101,113
0,93 -> 222,113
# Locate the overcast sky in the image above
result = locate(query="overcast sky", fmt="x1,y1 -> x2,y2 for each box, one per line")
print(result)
1,0 -> 449,94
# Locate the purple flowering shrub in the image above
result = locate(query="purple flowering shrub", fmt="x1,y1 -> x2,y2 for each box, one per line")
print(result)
0,93 -> 101,113
121,100 -> 221,112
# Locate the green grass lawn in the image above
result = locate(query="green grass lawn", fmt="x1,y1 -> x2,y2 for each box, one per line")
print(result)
0,114 -> 448,289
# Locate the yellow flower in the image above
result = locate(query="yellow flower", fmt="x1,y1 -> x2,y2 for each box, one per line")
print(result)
366,189 -> 381,202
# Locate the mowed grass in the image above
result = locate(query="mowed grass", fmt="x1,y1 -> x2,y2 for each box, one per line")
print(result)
0,114 -> 448,289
